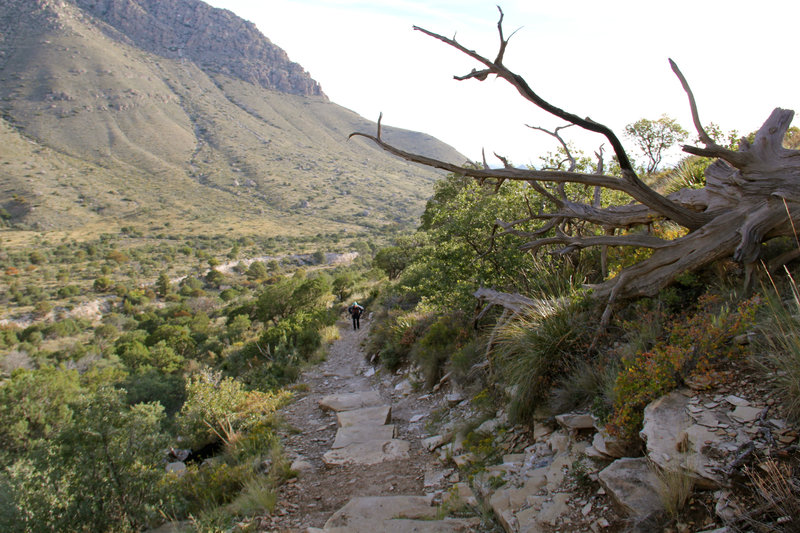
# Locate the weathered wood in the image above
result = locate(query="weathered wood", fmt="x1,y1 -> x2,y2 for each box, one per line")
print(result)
352,10 -> 800,319
473,287 -> 538,314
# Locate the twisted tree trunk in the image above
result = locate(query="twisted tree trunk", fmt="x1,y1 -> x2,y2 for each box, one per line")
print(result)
351,9 -> 800,319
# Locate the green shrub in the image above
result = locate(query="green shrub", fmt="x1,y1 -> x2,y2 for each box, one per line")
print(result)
367,309 -> 432,371
177,369 -> 290,448
179,461 -> 253,514
549,357 -> 619,417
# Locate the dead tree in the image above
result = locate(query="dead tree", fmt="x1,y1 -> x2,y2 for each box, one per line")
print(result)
350,9 -> 800,323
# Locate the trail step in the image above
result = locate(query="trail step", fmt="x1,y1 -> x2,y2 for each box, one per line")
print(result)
336,405 -> 391,427
309,495 -> 479,532
332,424 -> 396,449
318,391 -> 382,412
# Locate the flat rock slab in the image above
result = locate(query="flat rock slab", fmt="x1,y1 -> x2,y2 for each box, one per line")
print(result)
322,496 -> 476,532
555,412 -> 595,431
319,391 -> 382,412
332,424 -> 395,449
336,405 -> 391,427
598,457 -> 662,518
322,439 -> 410,466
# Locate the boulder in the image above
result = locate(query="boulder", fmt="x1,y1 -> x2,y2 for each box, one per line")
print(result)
555,412 -> 596,431
394,379 -> 413,396
592,428 -> 630,458
165,461 -> 186,474
597,457 -> 662,518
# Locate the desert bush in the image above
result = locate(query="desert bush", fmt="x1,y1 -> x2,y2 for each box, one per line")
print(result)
367,309 -> 433,371
122,370 -> 186,416
755,271 -> 800,423
177,369 -> 290,448
549,356 -> 620,418
493,297 -> 593,423
607,294 -> 760,440
411,312 -> 470,388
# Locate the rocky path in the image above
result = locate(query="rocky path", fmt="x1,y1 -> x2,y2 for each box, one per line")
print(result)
262,318 -> 479,532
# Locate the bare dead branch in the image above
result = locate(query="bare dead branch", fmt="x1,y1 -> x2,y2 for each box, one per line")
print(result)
408,18 -> 709,229
670,59 -> 750,167
519,232 -> 670,255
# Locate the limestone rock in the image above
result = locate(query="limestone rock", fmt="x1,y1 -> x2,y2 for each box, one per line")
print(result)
322,439 -> 410,466
290,458 -> 313,473
336,405 -> 391,427
394,379 -> 413,396
444,482 -> 478,507
592,428 -> 630,458
165,461 -> 186,474
598,457 -> 662,518
331,424 -> 395,449
729,404 -> 762,424
640,391 -> 692,471
555,412 -> 595,431
319,391 -> 382,412
74,0 -> 327,98
322,496 -> 475,532
424,434 -> 446,451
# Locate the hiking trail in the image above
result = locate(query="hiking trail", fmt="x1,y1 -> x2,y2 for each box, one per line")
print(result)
263,317 -> 481,532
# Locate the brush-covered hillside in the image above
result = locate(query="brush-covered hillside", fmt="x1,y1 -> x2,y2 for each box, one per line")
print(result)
0,0 -> 464,240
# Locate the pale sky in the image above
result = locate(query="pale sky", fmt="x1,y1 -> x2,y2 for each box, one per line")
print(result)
205,0 -> 800,169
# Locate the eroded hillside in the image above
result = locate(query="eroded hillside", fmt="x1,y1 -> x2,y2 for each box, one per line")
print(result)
0,0 -> 464,237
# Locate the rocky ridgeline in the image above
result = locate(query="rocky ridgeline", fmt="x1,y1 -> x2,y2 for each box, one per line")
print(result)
69,0 -> 325,98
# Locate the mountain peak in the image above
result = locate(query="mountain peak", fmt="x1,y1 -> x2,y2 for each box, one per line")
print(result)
71,0 -> 326,99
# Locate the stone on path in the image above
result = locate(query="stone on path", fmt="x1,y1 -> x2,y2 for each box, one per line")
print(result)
331,424 -> 395,449
598,457 -> 662,518
336,405 -> 391,427
319,391 -> 382,412
319,496 -> 478,532
322,438 -> 410,466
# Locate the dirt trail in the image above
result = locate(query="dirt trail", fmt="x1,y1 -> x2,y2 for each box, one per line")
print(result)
263,317 -> 446,531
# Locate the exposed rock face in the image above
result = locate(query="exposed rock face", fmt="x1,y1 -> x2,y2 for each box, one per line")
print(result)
71,0 -> 326,98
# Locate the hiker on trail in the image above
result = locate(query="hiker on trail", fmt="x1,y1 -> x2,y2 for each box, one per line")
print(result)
348,302 -> 364,330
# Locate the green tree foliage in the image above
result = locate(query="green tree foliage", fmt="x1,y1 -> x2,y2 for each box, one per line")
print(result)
5,389 -> 171,532
624,115 -> 688,173
156,271 -> 171,297
0,367 -> 82,455
373,246 -> 408,279
255,277 -> 331,325
331,272 -> 356,301
396,174 -> 542,311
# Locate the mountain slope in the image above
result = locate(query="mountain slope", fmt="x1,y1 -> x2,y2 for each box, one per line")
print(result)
0,0 -> 465,236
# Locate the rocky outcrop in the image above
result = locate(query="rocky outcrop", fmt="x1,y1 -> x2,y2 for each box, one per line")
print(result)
71,0 -> 326,98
